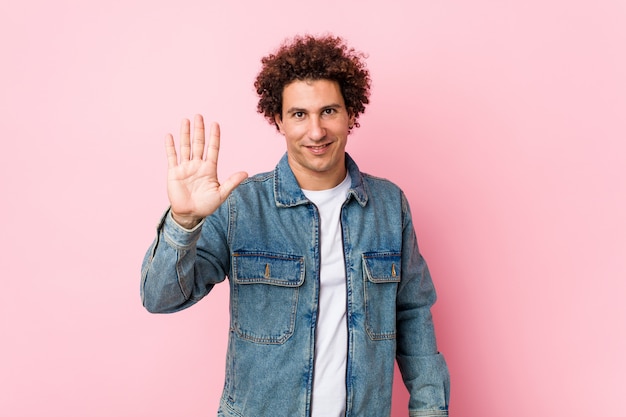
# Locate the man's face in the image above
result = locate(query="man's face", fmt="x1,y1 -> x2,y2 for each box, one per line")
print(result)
275,79 -> 355,191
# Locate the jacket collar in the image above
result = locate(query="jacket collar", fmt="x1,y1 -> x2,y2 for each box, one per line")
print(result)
273,153 -> 369,208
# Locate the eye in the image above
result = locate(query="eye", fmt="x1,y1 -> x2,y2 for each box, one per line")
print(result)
323,108 -> 336,115
293,111 -> 305,119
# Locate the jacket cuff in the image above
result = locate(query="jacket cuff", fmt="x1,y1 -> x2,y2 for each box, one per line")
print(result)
157,209 -> 205,248
409,410 -> 448,416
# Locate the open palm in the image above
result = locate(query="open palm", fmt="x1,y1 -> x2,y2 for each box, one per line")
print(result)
165,115 -> 248,228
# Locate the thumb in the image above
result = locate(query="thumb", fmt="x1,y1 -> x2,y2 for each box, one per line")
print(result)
219,171 -> 249,198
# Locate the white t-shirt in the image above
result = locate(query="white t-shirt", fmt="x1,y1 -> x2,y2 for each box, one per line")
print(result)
302,174 -> 351,417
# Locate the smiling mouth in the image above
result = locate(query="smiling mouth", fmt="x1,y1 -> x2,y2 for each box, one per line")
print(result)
307,143 -> 331,150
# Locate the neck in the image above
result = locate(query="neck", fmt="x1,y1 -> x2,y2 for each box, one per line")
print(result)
291,165 -> 347,191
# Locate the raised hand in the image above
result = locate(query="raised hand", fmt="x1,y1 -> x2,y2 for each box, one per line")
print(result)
165,114 -> 248,229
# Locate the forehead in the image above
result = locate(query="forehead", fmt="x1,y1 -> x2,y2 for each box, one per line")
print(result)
281,79 -> 345,109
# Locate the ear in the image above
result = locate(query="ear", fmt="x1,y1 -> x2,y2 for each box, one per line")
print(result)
348,111 -> 356,129
274,113 -> 285,134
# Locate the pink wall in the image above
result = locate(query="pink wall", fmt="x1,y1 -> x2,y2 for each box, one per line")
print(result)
2,0 -> 625,415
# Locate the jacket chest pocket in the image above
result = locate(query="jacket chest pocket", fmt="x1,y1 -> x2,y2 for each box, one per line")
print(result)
363,253 -> 401,341
232,252 -> 305,344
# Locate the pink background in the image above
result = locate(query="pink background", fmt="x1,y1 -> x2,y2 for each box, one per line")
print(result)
1,0 -> 625,415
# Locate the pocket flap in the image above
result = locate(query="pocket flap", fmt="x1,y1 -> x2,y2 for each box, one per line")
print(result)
363,253 -> 401,283
233,252 -> 305,287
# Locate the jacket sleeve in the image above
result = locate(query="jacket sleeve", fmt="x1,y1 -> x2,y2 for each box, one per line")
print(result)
140,203 -> 230,314
396,193 -> 450,416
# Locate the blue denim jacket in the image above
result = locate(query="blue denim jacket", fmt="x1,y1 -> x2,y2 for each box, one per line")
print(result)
141,153 -> 450,417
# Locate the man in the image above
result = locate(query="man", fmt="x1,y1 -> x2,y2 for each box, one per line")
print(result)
141,35 -> 450,417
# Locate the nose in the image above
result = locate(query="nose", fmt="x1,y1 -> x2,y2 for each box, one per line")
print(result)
307,116 -> 326,141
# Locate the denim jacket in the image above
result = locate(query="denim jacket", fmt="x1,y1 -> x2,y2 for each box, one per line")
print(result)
141,153 -> 450,417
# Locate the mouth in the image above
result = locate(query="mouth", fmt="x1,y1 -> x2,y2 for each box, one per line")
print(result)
306,143 -> 331,153
306,143 -> 331,156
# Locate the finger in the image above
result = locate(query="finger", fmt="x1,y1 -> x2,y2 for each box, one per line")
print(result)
165,134 -> 178,168
179,118 -> 191,161
192,114 -> 205,160
206,122 -> 221,166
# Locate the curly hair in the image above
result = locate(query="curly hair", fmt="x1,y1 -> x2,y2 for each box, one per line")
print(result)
255,34 -> 371,131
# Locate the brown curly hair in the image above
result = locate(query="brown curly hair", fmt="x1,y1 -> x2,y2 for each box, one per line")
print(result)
255,34 -> 371,131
